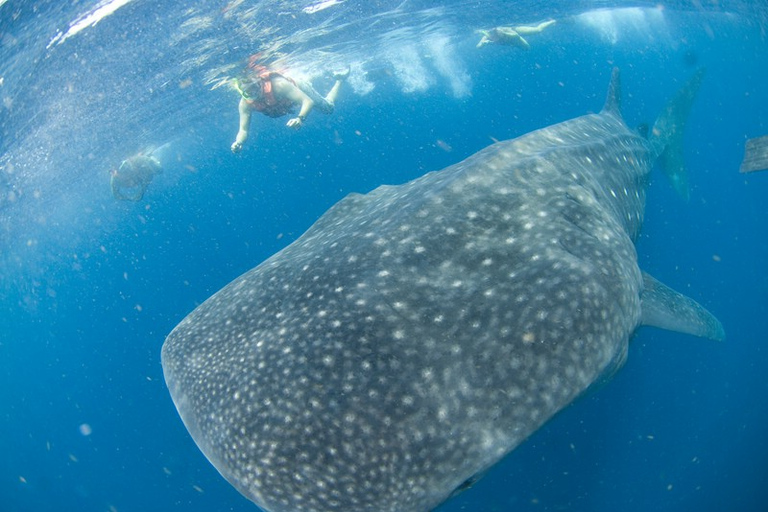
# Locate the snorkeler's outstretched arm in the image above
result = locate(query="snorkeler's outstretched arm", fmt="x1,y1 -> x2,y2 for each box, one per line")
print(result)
278,79 -> 313,130
110,173 -> 126,200
231,98 -> 253,153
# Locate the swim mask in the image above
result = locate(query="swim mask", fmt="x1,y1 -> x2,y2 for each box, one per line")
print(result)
234,76 -> 262,101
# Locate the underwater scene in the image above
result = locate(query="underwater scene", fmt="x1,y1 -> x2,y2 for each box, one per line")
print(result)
1,1 -> 767,511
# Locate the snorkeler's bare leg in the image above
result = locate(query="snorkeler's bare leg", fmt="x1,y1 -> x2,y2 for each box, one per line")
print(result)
513,33 -> 530,49
325,67 -> 350,106
514,20 -> 556,34
325,80 -> 344,106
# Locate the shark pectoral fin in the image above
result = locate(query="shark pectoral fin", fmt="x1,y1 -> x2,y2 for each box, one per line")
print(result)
639,271 -> 725,341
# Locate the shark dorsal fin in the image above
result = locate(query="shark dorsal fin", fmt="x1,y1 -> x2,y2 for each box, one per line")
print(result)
601,67 -> 622,117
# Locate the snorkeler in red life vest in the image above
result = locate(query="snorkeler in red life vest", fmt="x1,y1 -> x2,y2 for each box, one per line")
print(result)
230,64 -> 350,153
236,67 -> 296,118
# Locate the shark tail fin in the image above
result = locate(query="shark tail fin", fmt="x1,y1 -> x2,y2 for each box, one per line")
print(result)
650,68 -> 706,200
639,272 -> 725,341
601,67 -> 622,117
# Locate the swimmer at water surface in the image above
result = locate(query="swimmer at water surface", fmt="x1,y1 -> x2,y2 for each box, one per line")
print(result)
476,20 -> 556,49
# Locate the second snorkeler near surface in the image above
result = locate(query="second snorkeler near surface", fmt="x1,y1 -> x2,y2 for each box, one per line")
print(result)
230,65 -> 350,153
110,153 -> 163,201
476,20 -> 556,50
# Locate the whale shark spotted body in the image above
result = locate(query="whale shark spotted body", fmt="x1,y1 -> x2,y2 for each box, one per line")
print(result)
162,68 -> 723,512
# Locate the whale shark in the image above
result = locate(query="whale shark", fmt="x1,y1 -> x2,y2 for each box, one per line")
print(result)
162,68 -> 723,512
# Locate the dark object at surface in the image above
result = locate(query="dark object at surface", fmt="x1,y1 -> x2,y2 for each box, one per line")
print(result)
740,135 -> 768,173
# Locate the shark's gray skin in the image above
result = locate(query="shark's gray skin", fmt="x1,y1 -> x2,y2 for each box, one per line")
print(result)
162,68 -> 722,512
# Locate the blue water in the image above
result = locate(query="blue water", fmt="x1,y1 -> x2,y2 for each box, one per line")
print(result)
1,1 -> 767,511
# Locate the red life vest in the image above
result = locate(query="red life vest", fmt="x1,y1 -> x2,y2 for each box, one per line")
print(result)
245,70 -> 296,118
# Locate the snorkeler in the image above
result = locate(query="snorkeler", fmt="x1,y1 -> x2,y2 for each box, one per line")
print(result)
230,64 -> 350,153
476,20 -> 556,49
110,154 -> 163,201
